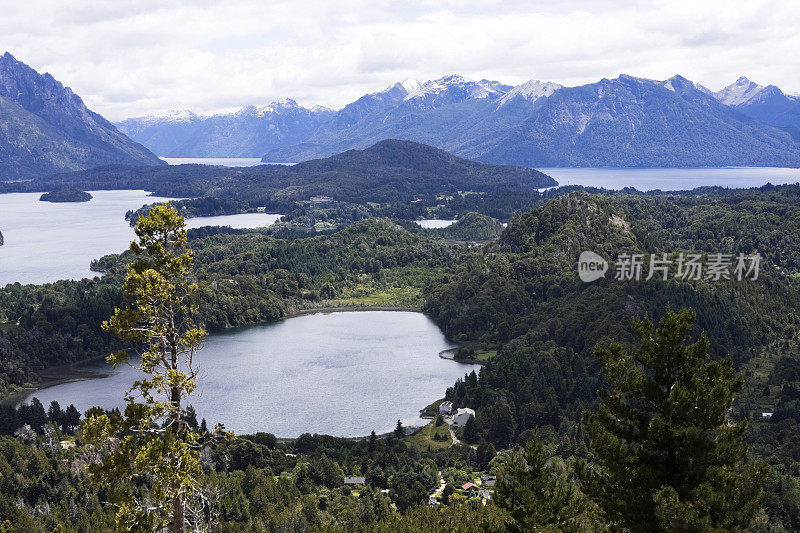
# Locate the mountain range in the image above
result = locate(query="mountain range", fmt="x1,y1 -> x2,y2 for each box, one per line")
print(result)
0,53 -> 163,179
118,73 -> 800,168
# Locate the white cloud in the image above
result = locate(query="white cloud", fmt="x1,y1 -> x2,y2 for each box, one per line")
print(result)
0,0 -> 797,120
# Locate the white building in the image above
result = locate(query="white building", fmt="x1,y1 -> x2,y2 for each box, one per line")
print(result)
452,408 -> 475,428
439,401 -> 453,416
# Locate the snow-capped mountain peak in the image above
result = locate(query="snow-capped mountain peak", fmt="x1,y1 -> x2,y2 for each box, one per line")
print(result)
239,98 -> 301,117
404,74 -> 507,102
715,76 -> 766,106
135,109 -> 198,126
497,80 -> 562,107
400,78 -> 421,93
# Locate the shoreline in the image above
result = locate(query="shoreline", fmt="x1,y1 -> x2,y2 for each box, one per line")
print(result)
285,304 -> 420,318
4,307 -> 466,439
2,355 -> 112,407
438,344 -> 486,366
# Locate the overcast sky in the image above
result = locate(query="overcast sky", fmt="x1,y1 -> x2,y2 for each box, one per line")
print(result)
2,0 -> 798,121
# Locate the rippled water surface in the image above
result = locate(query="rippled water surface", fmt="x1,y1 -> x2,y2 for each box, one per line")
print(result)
24,311 -> 477,437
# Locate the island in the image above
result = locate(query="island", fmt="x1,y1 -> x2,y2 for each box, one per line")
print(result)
0,230 -> 3,246
39,189 -> 93,203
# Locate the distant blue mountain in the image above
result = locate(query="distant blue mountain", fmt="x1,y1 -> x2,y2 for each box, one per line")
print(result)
117,73 -> 800,168
0,53 -> 163,179
713,76 -> 800,141
475,74 -> 800,167
116,99 -> 334,158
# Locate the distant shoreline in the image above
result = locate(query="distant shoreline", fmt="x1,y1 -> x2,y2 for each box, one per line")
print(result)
2,355 -> 112,407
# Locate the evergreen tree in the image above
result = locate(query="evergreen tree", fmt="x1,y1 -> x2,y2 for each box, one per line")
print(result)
82,204 -> 214,533
21,398 -> 47,433
0,405 -> 19,435
462,414 -> 478,443
495,437 -> 586,532
394,420 -> 405,438
47,400 -> 62,427
577,308 -> 767,532
476,440 -> 496,470
62,405 -> 80,434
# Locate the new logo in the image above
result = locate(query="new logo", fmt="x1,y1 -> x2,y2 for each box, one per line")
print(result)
578,251 -> 608,282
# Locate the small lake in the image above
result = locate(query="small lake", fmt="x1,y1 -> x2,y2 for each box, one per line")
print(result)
161,157 -> 267,167
185,213 -> 281,230
22,311 -> 476,437
417,219 -> 456,229
0,191 -> 281,286
539,167 -> 800,191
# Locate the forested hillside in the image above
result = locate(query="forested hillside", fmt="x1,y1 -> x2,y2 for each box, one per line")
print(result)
0,140 -> 556,204
3,186 -> 800,530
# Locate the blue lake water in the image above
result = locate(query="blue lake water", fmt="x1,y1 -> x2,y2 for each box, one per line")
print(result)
0,191 -> 281,285
162,158 -> 800,191
416,219 -> 456,229
161,157 -> 267,167
185,213 -> 281,230
538,167 -> 800,191
23,311 -> 476,437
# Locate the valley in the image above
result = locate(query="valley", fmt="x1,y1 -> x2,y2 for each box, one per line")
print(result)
2,12 -> 800,529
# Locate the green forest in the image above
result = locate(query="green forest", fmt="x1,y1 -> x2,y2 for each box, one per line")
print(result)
2,184 -> 800,531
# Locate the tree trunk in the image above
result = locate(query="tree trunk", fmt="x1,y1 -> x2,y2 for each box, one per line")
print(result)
172,493 -> 185,533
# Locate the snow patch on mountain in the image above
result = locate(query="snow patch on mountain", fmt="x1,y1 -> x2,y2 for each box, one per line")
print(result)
715,76 -> 766,107
404,74 -> 507,102
400,78 -> 421,93
136,109 -> 199,125
497,80 -> 562,107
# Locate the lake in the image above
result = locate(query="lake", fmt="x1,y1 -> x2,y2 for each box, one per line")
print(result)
538,167 -> 800,191
185,213 -> 281,230
416,219 -> 456,229
0,191 -> 281,286
22,310 -> 476,437
161,158 -> 800,191
161,157 -> 267,167
0,190 -> 173,285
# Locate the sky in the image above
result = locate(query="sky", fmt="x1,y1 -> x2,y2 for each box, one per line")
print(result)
1,0 -> 798,121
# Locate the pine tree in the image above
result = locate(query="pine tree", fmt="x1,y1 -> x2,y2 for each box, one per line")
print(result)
495,437 -> 587,532
47,400 -> 63,427
22,398 -> 47,433
62,405 -> 80,434
82,204 -> 215,533
577,308 -> 767,532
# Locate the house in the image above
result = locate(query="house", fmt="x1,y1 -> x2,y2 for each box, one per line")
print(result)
344,476 -> 366,485
477,490 -> 492,500
461,482 -> 479,492
310,195 -> 333,203
480,474 -> 497,487
439,401 -> 453,416
762,412 -> 773,419
452,408 -> 475,428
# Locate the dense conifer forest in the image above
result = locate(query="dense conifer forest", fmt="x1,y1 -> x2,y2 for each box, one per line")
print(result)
2,184 -> 800,530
